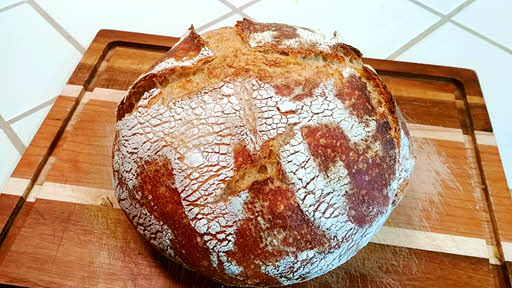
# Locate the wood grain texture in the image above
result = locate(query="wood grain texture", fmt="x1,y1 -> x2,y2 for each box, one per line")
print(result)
11,178 -> 493,260
68,30 -> 177,89
0,29 -> 509,287
381,75 -> 461,128
43,98 -> 117,190
365,58 -> 483,99
508,262 -> 512,287
10,95 -> 79,181
455,57 -> 512,284
28,88 -> 494,246
0,199 -> 496,288
0,93 -> 80,233
0,195 -> 19,231
387,137 -> 492,243
369,59 -> 491,132
478,140 -> 512,261
90,46 -> 165,91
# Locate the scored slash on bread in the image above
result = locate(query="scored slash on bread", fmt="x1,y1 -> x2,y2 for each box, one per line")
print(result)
113,19 -> 414,287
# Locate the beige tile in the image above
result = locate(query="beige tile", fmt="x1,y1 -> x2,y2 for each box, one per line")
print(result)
34,0 -> 231,48
397,22 -> 512,187
0,4 -> 81,121
243,0 -> 440,59
453,0 -> 512,50
0,130 -> 21,192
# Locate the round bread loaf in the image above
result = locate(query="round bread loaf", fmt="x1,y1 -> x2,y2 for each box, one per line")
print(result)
113,19 -> 414,287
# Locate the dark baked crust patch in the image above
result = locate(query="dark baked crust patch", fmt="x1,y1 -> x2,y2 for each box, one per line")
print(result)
234,19 -> 401,149
227,178 -> 332,286
335,74 -> 375,119
133,158 -> 221,279
361,65 -> 401,144
302,122 -> 396,227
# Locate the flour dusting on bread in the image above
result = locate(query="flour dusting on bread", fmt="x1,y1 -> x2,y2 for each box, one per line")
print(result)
113,19 -> 414,287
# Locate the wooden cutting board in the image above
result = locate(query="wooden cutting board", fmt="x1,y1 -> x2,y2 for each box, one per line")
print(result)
1,29 -> 511,288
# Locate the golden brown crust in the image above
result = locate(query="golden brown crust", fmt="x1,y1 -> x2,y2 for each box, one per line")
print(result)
118,20 -> 401,152
235,18 -> 302,41
235,18 -> 362,64
361,65 -> 401,148
117,19 -> 402,149
116,26 -> 214,121
145,25 -> 208,73
234,18 -> 404,142
232,18 -> 402,150
113,20 -> 414,287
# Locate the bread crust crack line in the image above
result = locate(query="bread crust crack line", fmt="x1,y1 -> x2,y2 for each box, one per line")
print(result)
113,19 -> 414,287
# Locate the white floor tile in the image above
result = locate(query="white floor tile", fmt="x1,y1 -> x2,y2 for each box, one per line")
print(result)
11,105 -> 52,146
416,0 -> 465,14
0,4 -> 81,121
0,0 -> 21,10
397,22 -> 512,187
453,0 -> 512,50
0,130 -> 21,192
243,0 -> 440,59
34,0 -> 231,48
200,14 -> 244,32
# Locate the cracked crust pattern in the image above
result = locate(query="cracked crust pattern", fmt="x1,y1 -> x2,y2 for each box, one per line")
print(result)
113,19 -> 414,287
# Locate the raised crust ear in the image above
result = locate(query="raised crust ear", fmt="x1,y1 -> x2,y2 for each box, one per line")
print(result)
235,18 -> 362,64
116,25 -> 215,121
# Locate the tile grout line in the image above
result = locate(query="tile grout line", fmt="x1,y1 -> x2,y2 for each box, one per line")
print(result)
387,0 -> 475,60
195,10 -> 238,32
7,96 -> 57,125
238,0 -> 262,11
217,0 -> 254,19
410,0 -> 512,55
0,0 -> 25,13
196,0 -> 261,32
407,0 -> 447,17
450,20 -> 512,55
0,115 -> 26,155
386,20 -> 447,60
26,0 -> 85,54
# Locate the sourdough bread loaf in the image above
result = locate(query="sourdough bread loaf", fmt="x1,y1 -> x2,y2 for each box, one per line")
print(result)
112,19 -> 414,287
